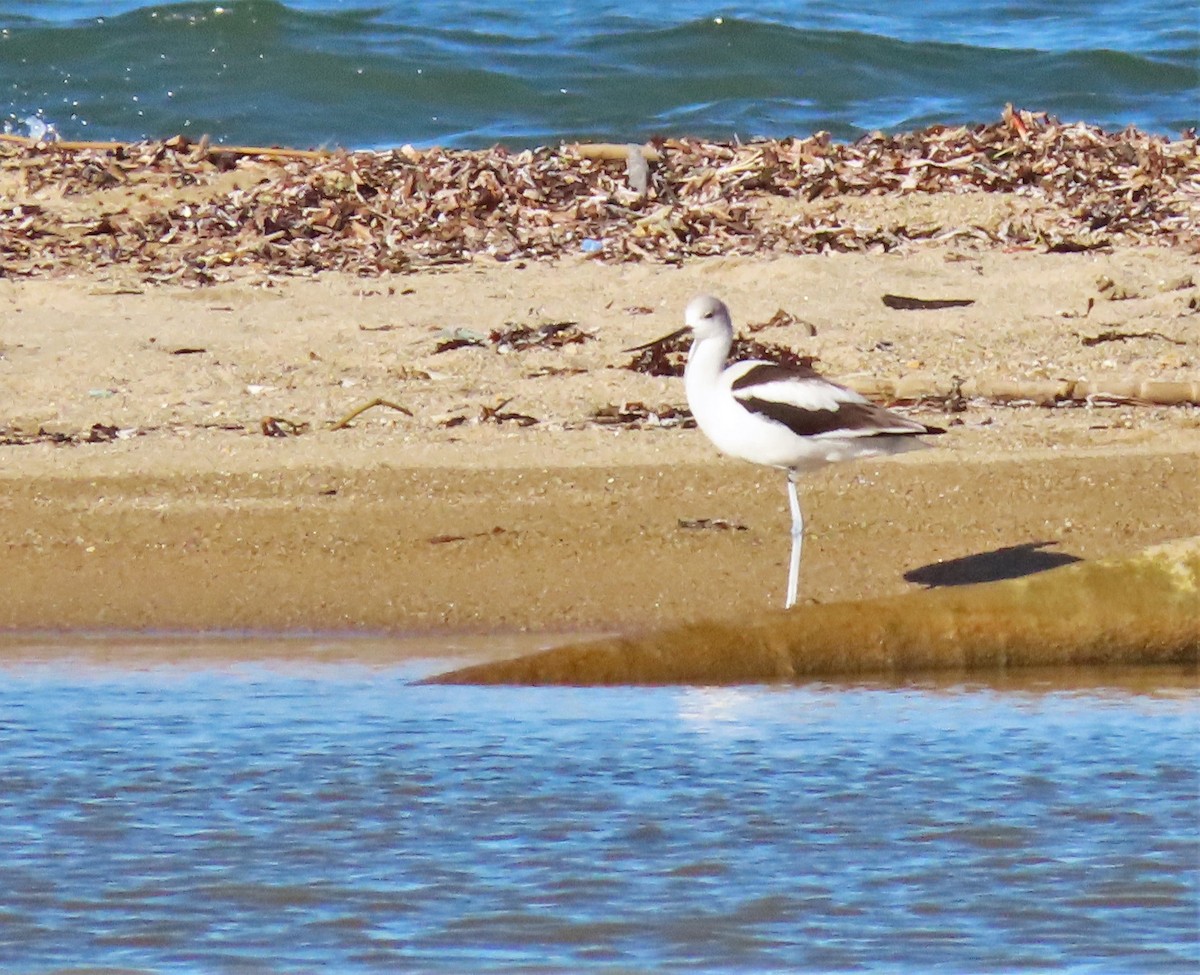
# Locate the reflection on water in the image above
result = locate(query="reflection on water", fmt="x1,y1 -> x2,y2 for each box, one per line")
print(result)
0,640 -> 1196,973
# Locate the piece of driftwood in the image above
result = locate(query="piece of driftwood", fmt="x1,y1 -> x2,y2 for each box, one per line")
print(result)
569,142 -> 663,163
846,375 -> 1200,407
427,537 -> 1200,686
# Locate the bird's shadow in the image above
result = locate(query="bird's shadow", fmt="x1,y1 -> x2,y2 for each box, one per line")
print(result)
904,541 -> 1083,588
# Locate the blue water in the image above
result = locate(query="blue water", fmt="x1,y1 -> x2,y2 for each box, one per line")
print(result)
1,1 -> 1196,148
1,655 -> 1196,973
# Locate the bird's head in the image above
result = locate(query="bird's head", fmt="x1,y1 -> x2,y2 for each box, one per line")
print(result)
684,294 -> 733,341
623,293 -> 734,355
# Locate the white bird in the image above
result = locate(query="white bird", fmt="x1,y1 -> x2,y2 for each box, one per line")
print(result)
629,294 -> 945,609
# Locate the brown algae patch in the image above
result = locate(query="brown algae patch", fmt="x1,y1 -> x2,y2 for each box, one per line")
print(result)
429,537 -> 1200,685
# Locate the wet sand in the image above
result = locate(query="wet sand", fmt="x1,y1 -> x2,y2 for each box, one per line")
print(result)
2,244 -> 1198,636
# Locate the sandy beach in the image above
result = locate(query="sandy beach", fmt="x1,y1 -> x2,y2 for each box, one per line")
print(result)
2,124 -> 1198,636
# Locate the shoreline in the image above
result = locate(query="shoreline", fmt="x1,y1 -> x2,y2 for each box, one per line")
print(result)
1,115 -> 1197,639
0,629 -> 1195,696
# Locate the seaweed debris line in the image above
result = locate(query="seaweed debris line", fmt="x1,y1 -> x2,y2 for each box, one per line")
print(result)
427,537 -> 1200,686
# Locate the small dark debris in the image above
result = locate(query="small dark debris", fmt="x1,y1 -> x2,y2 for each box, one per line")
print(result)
1081,329 -> 1185,347
434,321 -> 593,354
442,399 -> 539,428
428,526 -> 509,545
0,426 -> 73,446
434,335 -> 487,353
678,518 -> 749,532
261,416 -> 308,437
480,398 -> 539,426
85,215 -> 124,237
526,365 -> 588,378
87,423 -> 119,442
1045,236 -> 1111,254
169,346 -> 207,355
392,366 -> 431,380
882,294 -> 976,311
1,422 -> 140,446
748,308 -> 816,336
911,375 -> 969,413
490,320 -> 593,352
197,421 -> 246,431
590,402 -> 695,429
947,375 -> 968,413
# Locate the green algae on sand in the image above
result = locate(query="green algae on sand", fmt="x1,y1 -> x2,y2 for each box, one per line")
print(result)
429,537 -> 1200,686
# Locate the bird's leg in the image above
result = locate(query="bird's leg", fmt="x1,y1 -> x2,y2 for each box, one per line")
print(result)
785,475 -> 804,609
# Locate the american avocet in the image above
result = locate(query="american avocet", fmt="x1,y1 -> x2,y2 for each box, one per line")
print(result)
629,294 -> 945,609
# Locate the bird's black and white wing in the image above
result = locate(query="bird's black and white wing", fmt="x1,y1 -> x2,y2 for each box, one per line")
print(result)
727,362 -> 943,439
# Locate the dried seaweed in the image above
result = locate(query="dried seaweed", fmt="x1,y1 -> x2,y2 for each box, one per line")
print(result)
260,416 -> 308,437
589,402 -> 695,429
428,526 -> 509,545
1080,329 -> 1186,347
86,422 -> 119,442
330,397 -> 413,430
623,335 -> 816,377
432,329 -> 488,353
678,518 -> 749,532
1,108 -> 1194,284
434,321 -> 593,354
442,398 -> 539,427
526,365 -> 588,378
881,294 -> 976,310
0,423 -> 138,445
0,427 -> 73,446
622,333 -> 690,376
735,340 -> 817,371
490,321 -> 593,352
747,309 -> 816,335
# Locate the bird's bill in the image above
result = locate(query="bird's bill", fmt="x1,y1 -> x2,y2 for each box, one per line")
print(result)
622,327 -> 689,353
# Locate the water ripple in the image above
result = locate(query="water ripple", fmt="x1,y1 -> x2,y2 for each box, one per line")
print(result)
0,662 -> 1196,971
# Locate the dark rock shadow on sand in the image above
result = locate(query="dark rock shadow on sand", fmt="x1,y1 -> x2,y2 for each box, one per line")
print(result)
905,541 -> 1083,588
